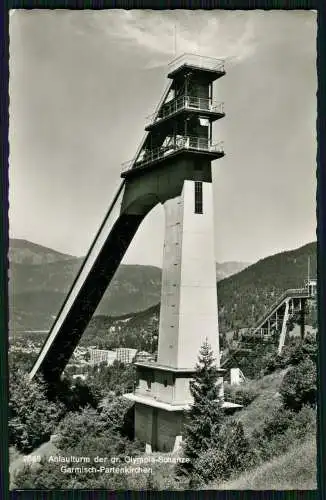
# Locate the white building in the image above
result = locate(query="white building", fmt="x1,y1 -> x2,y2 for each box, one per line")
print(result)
115,348 -> 138,364
89,348 -> 117,366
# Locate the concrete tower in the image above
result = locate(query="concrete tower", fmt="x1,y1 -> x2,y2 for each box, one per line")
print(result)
124,55 -> 227,452
29,55 -> 239,443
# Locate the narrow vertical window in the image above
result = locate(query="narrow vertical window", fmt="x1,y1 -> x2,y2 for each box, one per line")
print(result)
194,181 -> 203,214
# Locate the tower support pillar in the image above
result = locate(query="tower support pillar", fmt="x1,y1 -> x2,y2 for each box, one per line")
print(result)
125,180 -> 223,452
278,299 -> 290,355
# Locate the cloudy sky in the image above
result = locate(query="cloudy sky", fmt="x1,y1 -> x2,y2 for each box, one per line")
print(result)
9,9 -> 317,267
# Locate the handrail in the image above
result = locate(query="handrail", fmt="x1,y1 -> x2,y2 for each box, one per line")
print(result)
168,53 -> 225,74
146,95 -> 224,127
224,394 -> 244,405
122,136 -> 224,173
242,328 -> 273,338
130,81 -> 173,169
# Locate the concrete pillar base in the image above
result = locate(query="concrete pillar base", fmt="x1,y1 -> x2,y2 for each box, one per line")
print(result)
173,435 -> 183,453
145,443 -> 153,454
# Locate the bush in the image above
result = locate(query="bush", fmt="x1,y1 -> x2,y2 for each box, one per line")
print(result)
224,384 -> 258,407
190,420 -> 251,487
227,342 -> 277,380
260,406 -> 295,441
279,358 -> 317,410
12,451 -> 131,490
99,396 -> 134,436
191,448 -> 227,487
181,340 -> 225,474
46,376 -> 102,411
9,372 -> 64,453
263,336 -> 317,376
56,396 -> 135,452
283,405 -> 316,442
13,406 -> 143,489
219,420 -> 251,475
56,406 -> 107,450
249,405 -> 316,464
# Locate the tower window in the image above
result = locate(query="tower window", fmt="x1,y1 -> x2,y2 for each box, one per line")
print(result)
194,181 -> 203,214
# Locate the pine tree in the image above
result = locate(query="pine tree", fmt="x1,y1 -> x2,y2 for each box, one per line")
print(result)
181,338 -> 224,472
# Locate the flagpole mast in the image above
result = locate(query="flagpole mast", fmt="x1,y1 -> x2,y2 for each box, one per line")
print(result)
174,24 -> 177,57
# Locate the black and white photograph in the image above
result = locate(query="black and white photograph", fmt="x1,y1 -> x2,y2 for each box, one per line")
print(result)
8,9 -> 318,490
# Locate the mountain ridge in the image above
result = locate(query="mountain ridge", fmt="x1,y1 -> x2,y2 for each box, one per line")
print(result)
8,238 -> 316,334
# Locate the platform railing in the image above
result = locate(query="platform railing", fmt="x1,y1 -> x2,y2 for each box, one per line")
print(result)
146,96 -> 224,127
121,136 -> 224,173
168,53 -> 225,74
242,328 -> 273,338
224,394 -> 245,405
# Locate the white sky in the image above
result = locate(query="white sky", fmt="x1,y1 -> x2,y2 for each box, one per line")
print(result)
9,9 -> 317,266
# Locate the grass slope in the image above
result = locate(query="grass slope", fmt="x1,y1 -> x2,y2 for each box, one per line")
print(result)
213,436 -> 316,490
231,370 -> 288,436
208,369 -> 317,490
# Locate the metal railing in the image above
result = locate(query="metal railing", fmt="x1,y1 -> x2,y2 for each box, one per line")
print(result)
242,328 -> 274,338
146,95 -> 224,127
168,53 -> 225,74
224,394 -> 244,405
122,136 -> 224,173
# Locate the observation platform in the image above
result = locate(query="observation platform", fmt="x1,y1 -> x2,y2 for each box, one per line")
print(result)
145,96 -> 225,132
121,136 -> 224,179
167,54 -> 225,83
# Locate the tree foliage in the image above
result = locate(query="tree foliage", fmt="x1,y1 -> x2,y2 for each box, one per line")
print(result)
279,358 -> 317,410
57,397 -> 135,451
84,361 -> 136,399
191,419 -> 250,487
183,340 -> 224,455
13,401 -> 142,490
181,339 -> 224,477
46,376 -> 102,412
9,372 -> 64,453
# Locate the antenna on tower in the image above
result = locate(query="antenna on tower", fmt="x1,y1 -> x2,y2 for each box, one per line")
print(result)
174,24 -> 177,56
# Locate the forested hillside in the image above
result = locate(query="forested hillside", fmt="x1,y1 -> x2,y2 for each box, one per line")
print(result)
217,242 -> 316,332
8,239 -> 248,332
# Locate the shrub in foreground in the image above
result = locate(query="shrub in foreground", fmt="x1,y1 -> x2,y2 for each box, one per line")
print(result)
279,358 -> 317,410
181,340 -> 225,476
9,372 -> 64,453
223,384 -> 258,407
